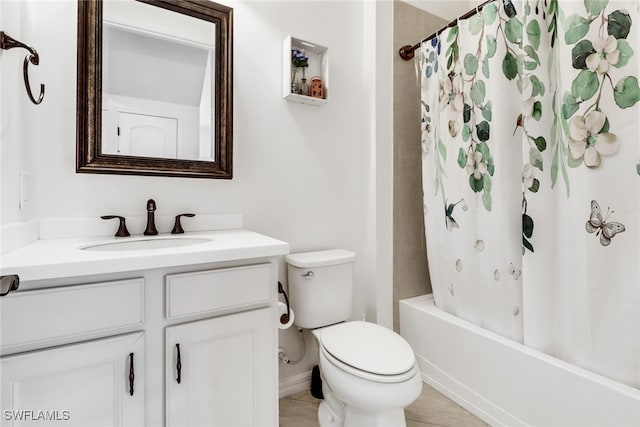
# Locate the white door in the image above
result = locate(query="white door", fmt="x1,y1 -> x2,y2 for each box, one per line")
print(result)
1,332 -> 144,427
166,308 -> 277,427
117,112 -> 178,159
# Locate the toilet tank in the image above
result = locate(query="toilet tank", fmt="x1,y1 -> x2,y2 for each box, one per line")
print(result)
285,249 -> 356,329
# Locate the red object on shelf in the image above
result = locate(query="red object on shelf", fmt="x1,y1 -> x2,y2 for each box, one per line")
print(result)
310,77 -> 323,99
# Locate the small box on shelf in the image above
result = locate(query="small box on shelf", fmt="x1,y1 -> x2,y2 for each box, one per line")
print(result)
283,36 -> 328,105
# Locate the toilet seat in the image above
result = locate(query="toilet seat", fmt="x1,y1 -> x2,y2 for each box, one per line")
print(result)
320,345 -> 419,384
317,321 -> 418,383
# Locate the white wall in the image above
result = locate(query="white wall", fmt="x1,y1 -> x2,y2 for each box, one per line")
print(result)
0,0 -> 381,385
405,0 -> 486,21
1,0 -> 35,225
371,0 -> 394,330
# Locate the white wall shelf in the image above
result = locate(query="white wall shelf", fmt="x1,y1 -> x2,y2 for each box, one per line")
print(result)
282,35 -> 329,105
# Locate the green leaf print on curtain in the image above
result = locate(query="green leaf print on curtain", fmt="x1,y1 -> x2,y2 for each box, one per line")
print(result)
559,0 -> 639,170
419,0 -> 639,389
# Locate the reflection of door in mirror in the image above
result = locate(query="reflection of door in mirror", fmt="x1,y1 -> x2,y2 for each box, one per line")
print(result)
102,0 -> 216,162
112,112 -> 178,158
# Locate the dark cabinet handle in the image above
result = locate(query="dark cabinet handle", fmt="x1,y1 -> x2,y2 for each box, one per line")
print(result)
0,275 -> 19,297
176,344 -> 182,384
128,352 -> 135,396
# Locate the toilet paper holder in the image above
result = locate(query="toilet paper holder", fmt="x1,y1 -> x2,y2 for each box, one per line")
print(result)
277,281 -> 291,324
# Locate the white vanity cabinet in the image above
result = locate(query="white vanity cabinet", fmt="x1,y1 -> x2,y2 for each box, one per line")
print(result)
164,263 -> 278,427
166,308 -> 276,426
0,228 -> 287,427
1,333 -> 145,427
0,260 -> 280,427
0,279 -> 146,427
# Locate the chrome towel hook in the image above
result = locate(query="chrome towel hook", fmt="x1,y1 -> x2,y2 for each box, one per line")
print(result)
0,31 -> 45,105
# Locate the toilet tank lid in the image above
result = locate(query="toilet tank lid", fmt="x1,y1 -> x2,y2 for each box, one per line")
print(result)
285,249 -> 356,268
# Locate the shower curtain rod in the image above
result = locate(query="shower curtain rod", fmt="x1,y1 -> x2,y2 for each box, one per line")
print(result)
398,0 -> 497,61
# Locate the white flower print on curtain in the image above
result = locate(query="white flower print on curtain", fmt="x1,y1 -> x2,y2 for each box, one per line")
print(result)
522,0 -> 639,389
568,110 -> 619,168
420,1 -> 524,343
419,0 -> 640,388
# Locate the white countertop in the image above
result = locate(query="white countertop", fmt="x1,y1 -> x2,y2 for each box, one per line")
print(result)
0,229 -> 289,283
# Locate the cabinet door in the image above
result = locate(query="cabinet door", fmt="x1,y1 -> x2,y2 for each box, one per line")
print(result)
1,332 -> 144,427
166,307 -> 277,427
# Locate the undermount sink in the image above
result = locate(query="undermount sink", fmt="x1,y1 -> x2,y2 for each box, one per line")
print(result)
81,237 -> 212,252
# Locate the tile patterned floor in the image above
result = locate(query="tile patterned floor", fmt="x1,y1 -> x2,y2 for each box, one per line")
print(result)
279,383 -> 489,427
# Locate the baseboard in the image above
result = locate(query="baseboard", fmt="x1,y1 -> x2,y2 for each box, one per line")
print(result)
416,354 -> 525,427
279,370 -> 311,399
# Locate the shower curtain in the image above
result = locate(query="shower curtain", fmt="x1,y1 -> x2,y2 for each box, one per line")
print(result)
419,0 -> 639,388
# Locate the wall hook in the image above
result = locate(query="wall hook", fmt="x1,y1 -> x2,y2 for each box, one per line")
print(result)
0,31 -> 45,105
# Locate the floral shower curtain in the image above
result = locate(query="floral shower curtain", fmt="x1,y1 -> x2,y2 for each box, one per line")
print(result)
419,0 -> 639,388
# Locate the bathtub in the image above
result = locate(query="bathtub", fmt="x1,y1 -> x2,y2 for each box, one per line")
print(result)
399,294 -> 640,426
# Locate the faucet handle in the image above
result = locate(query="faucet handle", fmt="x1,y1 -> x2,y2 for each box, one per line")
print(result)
171,213 -> 195,234
101,215 -> 130,237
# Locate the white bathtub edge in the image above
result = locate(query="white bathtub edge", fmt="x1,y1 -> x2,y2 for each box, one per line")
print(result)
416,352 -> 525,426
400,294 -> 640,427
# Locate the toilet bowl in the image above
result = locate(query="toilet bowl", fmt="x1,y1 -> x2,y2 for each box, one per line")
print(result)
312,321 -> 422,426
285,249 -> 423,427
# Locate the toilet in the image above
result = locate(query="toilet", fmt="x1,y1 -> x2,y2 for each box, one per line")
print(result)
285,249 -> 422,427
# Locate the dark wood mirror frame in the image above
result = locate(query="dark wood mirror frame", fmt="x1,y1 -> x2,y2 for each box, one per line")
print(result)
76,0 -> 233,179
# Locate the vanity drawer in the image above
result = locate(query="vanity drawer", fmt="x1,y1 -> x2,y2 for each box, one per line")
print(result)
166,263 -> 273,320
0,279 -> 144,353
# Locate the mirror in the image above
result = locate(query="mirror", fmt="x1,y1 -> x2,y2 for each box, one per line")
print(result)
77,0 -> 233,179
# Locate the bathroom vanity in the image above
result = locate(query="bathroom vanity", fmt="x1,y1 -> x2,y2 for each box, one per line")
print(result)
0,227 -> 288,426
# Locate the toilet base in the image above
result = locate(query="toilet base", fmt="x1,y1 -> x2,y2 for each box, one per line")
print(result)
318,401 -> 342,427
317,378 -> 345,427
318,400 -> 407,427
344,406 -> 406,427
317,371 -> 410,427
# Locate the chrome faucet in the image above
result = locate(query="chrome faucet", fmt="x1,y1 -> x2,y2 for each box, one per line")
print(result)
144,199 -> 158,235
